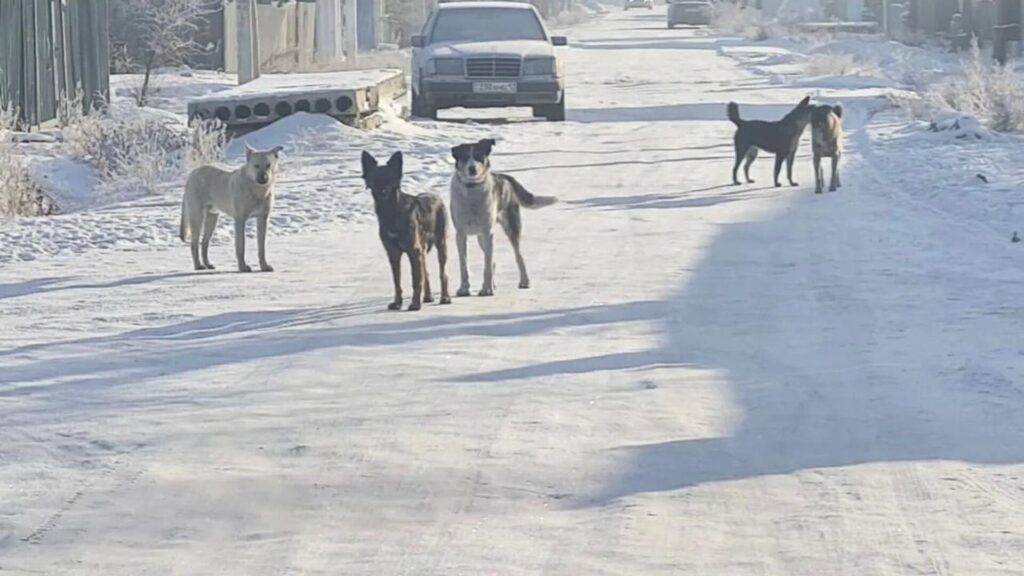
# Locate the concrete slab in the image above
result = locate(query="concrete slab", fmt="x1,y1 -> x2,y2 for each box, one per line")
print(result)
186,69 -> 407,129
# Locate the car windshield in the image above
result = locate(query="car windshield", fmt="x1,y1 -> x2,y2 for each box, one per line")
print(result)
430,8 -> 547,43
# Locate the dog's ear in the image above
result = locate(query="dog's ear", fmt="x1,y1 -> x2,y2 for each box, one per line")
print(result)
477,138 -> 495,156
451,144 -> 469,162
832,104 -> 843,119
361,151 -> 377,181
798,96 -> 811,107
270,145 -> 284,157
387,151 -> 403,177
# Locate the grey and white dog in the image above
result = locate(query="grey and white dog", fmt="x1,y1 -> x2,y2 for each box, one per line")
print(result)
449,139 -> 557,296
180,144 -> 283,272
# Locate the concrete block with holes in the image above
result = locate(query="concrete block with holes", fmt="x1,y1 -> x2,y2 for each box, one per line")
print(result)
186,69 -> 407,130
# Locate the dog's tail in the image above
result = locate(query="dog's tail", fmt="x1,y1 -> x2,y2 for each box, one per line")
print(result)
179,198 -> 189,242
727,102 -> 743,127
504,174 -> 557,209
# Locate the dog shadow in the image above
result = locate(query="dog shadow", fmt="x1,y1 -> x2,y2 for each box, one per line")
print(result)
0,271 -> 206,301
571,184 -> 775,211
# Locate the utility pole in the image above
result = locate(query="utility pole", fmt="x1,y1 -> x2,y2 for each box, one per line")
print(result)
344,0 -> 358,66
237,0 -> 261,85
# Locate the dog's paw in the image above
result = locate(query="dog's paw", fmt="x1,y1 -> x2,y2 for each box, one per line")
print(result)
746,179 -> 755,184
260,263 -> 274,273
423,294 -> 434,303
238,264 -> 253,273
407,302 -> 422,311
456,287 -> 471,297
204,263 -> 216,270
815,189 -> 823,194
519,281 -> 530,289
388,301 -> 402,311
194,264 -> 206,271
774,182 -> 782,188
789,181 -> 799,187
732,180 -> 742,186
477,288 -> 494,297
440,295 -> 452,305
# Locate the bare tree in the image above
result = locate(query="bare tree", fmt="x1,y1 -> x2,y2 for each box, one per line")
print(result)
115,0 -> 218,106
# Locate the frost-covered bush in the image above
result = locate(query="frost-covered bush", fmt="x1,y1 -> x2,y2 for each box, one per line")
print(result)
804,52 -> 881,77
0,107 -> 54,217
928,40 -> 1024,133
187,118 -> 226,171
711,2 -> 760,35
60,92 -> 187,196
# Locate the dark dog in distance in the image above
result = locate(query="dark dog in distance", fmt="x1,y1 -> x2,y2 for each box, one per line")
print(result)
361,150 -> 451,311
728,96 -> 813,187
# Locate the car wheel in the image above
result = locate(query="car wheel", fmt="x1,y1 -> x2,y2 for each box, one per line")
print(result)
539,94 -> 565,122
411,84 -> 437,120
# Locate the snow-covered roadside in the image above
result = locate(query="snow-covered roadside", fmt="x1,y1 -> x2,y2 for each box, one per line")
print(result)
715,29 -> 1024,244
0,70 -> 496,263
4,9 -> 1024,573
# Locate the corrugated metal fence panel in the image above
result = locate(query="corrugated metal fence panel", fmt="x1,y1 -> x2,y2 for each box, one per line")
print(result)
35,0 -> 57,124
22,0 -> 38,124
0,0 -> 109,127
0,1 -> 25,115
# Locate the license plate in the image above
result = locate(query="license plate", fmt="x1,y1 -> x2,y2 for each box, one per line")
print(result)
473,82 -> 517,94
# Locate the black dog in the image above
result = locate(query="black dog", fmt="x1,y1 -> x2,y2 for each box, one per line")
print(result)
361,150 -> 451,311
728,96 -> 813,187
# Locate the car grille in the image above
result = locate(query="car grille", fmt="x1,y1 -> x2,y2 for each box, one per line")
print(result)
465,57 -> 522,78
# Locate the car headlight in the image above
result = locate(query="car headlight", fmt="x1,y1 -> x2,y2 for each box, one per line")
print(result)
427,58 -> 463,75
524,57 -> 556,76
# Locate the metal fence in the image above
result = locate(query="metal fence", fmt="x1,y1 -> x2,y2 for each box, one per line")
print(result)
0,0 -> 110,128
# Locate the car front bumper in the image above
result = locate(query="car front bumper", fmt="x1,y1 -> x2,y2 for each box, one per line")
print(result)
668,9 -> 711,24
421,79 -> 563,109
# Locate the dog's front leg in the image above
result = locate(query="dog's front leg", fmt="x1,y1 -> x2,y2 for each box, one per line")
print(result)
408,250 -> 424,311
421,250 -> 433,303
257,213 -> 273,272
234,215 -> 252,272
786,151 -> 798,187
830,154 -> 840,191
773,154 -> 785,187
456,231 -> 471,297
478,231 -> 495,297
813,154 -> 823,194
387,247 -> 403,310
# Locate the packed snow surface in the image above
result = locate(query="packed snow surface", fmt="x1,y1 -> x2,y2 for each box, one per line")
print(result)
2,8 -> 1023,575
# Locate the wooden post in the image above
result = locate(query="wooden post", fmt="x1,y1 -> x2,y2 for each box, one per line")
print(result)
344,0 -> 358,66
251,0 -> 261,80
237,0 -> 254,84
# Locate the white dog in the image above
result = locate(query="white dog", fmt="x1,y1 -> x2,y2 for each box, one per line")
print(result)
180,144 -> 282,272
449,138 -> 557,296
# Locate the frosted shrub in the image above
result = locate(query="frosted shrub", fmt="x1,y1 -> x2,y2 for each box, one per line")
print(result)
804,53 -> 881,77
928,39 -> 1024,133
711,2 -> 761,35
187,118 -> 226,170
60,92 -> 187,196
0,106 -> 54,217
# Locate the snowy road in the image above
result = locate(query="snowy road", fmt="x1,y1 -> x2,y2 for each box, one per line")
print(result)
3,8 -> 1024,575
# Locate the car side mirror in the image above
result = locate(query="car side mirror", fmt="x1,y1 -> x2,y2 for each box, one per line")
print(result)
411,35 -> 426,48
551,36 -> 568,46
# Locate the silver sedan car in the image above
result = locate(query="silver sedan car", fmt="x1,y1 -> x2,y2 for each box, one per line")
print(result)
667,0 -> 713,28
